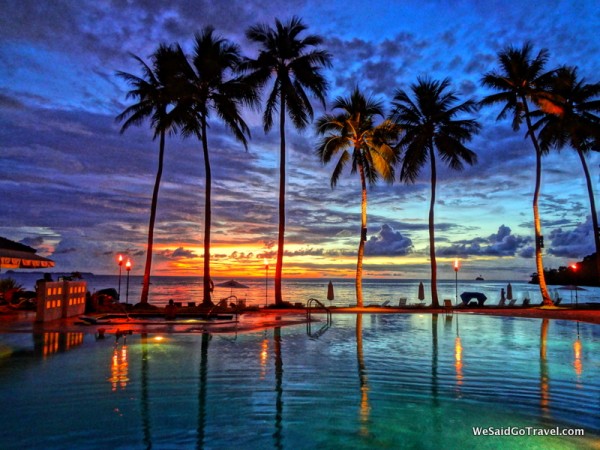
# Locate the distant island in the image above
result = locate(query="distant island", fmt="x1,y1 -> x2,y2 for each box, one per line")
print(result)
529,253 -> 599,287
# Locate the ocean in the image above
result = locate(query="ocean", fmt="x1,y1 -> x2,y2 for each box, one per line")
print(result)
2,272 -> 598,308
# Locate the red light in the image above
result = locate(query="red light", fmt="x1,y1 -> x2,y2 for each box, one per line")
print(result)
571,264 -> 577,271
118,254 -> 123,266
125,260 -> 132,271
454,259 -> 460,271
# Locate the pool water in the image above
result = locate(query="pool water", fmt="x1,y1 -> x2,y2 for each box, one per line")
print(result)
0,313 -> 599,449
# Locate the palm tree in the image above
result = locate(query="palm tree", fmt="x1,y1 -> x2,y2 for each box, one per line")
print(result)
390,78 -> 480,308
316,87 -> 399,306
480,43 -> 556,306
175,27 -> 257,306
242,17 -> 331,305
116,44 -> 182,305
535,66 -> 600,276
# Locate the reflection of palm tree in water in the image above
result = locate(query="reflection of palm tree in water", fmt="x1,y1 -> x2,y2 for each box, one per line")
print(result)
273,327 -> 283,450
356,314 -> 370,436
141,333 -> 151,449
540,319 -> 550,418
197,333 -> 211,450
431,314 -> 439,405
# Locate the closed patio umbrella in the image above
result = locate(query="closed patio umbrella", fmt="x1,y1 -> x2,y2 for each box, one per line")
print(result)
506,283 -> 513,300
418,282 -> 425,301
327,281 -> 334,301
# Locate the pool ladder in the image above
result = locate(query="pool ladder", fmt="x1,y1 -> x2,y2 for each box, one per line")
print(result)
306,298 -> 332,338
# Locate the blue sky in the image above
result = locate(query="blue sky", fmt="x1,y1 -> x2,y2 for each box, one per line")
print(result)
0,0 -> 598,280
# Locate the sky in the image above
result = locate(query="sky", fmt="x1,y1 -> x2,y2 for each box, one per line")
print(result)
0,0 -> 599,281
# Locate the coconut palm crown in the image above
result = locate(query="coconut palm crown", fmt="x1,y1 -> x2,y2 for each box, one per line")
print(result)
316,87 -> 400,306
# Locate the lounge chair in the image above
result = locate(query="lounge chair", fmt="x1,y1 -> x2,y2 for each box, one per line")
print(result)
507,299 -> 517,307
366,300 -> 391,308
398,298 -> 407,307
522,298 -> 531,307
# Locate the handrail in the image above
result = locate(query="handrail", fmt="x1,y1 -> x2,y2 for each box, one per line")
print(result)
306,298 -> 332,325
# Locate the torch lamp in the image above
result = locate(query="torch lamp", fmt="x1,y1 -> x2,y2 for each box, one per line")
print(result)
117,254 -> 123,301
571,264 -> 578,305
125,259 -> 132,305
454,259 -> 460,306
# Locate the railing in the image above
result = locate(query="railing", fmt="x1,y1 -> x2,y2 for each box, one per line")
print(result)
306,298 -> 332,338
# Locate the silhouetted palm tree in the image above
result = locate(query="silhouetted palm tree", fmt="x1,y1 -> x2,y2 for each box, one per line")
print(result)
116,44 -> 182,305
316,87 -> 399,306
242,17 -> 331,305
175,27 -> 257,306
391,78 -> 479,308
480,43 -> 556,305
535,66 -> 600,275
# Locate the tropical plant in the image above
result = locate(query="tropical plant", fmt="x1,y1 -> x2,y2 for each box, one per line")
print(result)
316,87 -> 399,306
174,27 -> 257,306
116,44 -> 183,305
390,77 -> 480,308
480,43 -> 556,305
534,66 -> 600,275
242,16 -> 331,305
0,278 -> 24,303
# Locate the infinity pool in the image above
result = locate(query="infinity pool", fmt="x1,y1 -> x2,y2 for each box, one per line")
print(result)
0,313 -> 598,449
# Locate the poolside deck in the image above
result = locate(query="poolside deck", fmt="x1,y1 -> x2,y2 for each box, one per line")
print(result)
1,303 -> 599,337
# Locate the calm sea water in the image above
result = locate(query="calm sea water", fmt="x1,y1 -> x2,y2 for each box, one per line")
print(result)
2,273 -> 599,308
0,314 -> 598,449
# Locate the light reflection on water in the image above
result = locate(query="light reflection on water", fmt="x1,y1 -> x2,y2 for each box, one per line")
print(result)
0,314 -> 599,449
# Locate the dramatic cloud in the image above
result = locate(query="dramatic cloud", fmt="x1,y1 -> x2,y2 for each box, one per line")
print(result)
548,217 -> 595,258
365,224 -> 413,256
438,225 -> 532,257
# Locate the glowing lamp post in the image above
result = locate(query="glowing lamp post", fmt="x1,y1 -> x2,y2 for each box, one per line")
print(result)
117,254 -> 123,301
454,259 -> 460,306
125,259 -> 132,305
264,259 -> 269,307
571,264 -> 578,305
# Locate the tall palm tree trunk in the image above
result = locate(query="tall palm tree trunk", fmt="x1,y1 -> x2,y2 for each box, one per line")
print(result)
140,130 -> 165,304
577,148 -> 600,276
429,146 -> 439,308
523,100 -> 552,305
275,96 -> 286,305
356,163 -> 367,307
201,119 -> 213,306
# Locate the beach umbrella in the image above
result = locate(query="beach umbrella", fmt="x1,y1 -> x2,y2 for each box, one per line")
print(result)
327,281 -> 334,301
0,236 -> 55,272
418,282 -> 425,301
506,283 -> 513,300
216,279 -> 249,295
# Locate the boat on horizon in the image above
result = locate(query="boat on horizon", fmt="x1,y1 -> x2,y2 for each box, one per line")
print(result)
475,275 -> 484,281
